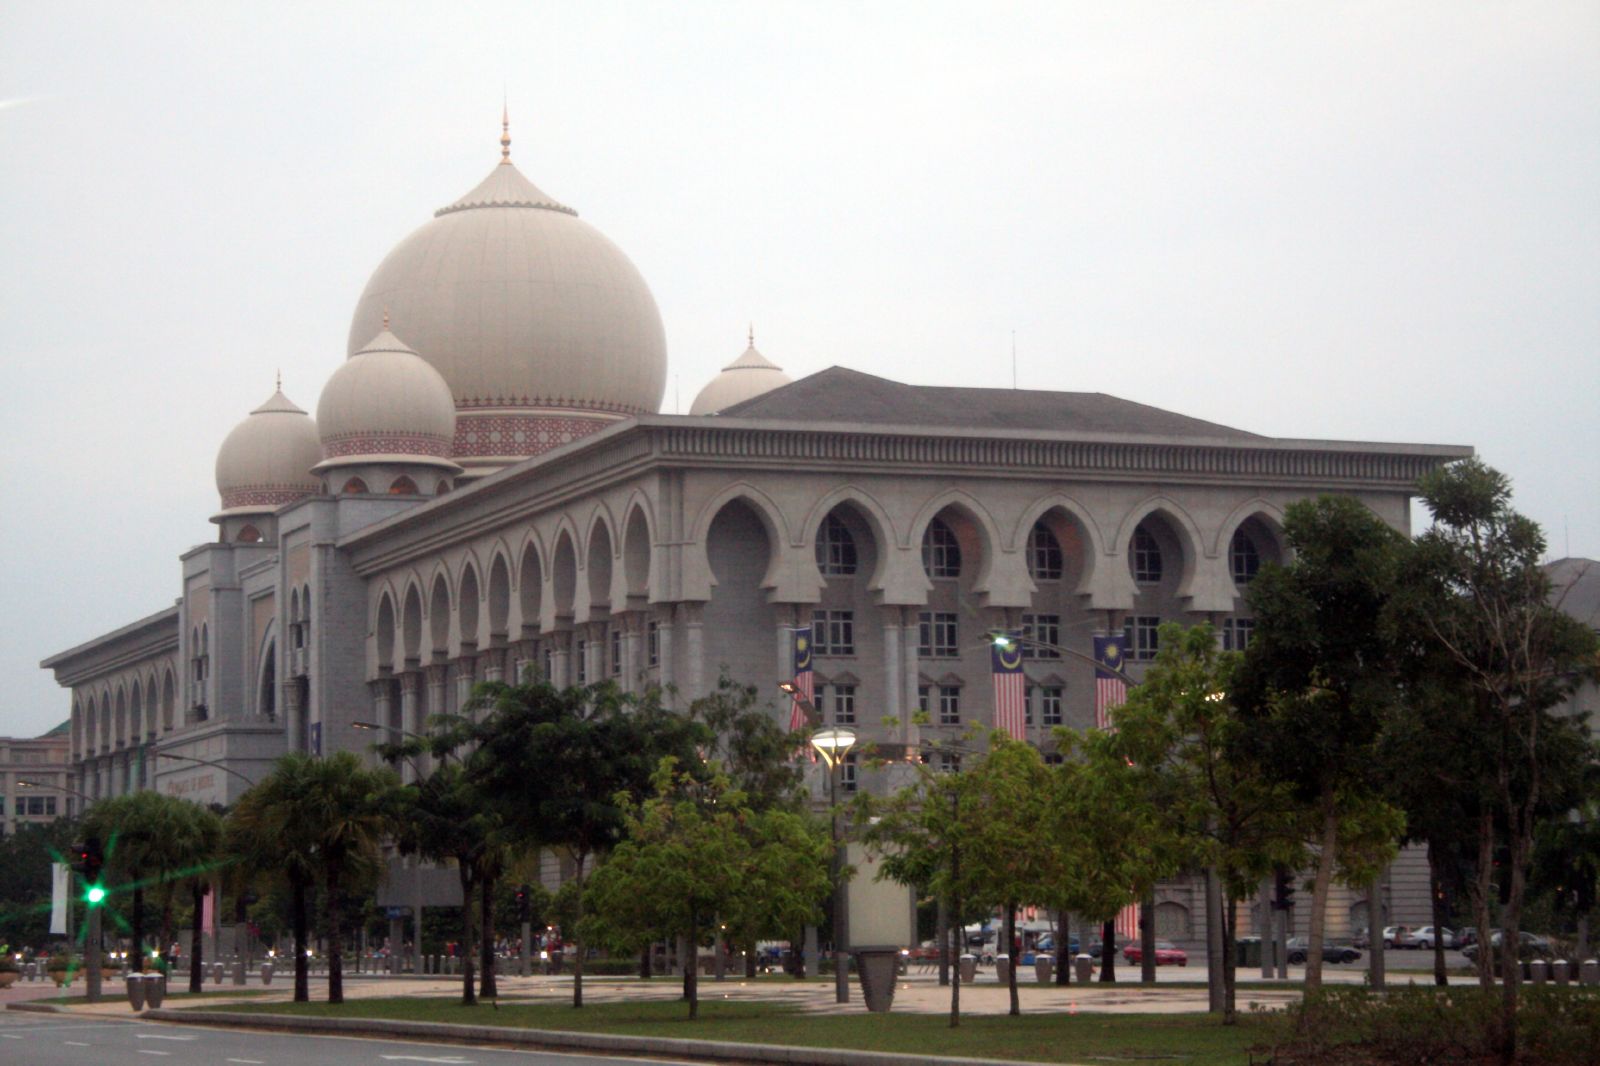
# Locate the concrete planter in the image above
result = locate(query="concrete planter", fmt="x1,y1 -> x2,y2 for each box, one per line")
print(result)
853,950 -> 900,1013
126,973 -> 147,1010
958,954 -> 977,983
144,973 -> 166,1008
1034,956 -> 1054,984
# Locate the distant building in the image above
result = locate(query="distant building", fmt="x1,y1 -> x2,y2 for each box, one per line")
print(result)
40,119 -> 1476,943
1,722 -> 73,834
1548,557 -> 1600,727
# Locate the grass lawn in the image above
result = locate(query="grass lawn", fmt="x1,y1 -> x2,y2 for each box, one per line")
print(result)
203,996 -> 1286,1065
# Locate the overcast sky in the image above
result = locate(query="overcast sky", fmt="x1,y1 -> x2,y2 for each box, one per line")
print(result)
3,3 -> 1597,738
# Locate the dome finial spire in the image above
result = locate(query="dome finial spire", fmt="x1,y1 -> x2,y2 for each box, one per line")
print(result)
383,306 -> 391,330
276,368 -> 282,392
500,96 -> 511,164
748,322 -> 754,348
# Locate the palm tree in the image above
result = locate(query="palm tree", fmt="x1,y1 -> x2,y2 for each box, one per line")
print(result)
175,804 -> 224,993
230,754 -> 320,1002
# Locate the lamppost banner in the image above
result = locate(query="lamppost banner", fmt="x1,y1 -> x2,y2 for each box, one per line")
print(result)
50,861 -> 69,935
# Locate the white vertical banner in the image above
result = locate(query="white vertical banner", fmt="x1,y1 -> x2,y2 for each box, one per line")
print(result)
50,862 -> 69,934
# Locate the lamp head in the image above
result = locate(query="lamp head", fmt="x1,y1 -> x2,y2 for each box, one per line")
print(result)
810,727 -> 857,767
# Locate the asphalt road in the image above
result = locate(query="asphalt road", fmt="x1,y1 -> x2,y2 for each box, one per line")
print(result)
0,1011 -> 699,1066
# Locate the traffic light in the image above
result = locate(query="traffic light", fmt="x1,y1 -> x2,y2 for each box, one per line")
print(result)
75,837 -> 106,906
1273,869 -> 1296,911
515,884 -> 532,923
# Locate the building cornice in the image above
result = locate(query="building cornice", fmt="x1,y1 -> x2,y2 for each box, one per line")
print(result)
40,604 -> 181,687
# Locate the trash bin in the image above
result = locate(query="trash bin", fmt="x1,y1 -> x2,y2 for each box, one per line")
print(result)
1236,937 -> 1262,968
996,955 -> 1011,983
1530,958 -> 1549,984
853,949 -> 900,1013
1074,953 -> 1094,983
126,973 -> 147,1011
958,954 -> 977,983
144,973 -> 166,1009
261,962 -> 273,985
1034,956 -> 1054,984
1553,959 -> 1570,985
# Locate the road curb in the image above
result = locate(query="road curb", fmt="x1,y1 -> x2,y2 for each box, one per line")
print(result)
143,1008 -> 1041,1066
5,1002 -> 65,1014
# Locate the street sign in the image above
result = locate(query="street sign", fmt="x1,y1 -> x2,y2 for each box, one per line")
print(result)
385,906 -> 413,919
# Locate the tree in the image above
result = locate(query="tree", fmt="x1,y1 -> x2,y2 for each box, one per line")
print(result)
1408,459 -> 1600,1061
171,802 -> 224,994
469,678 -> 706,1008
0,817 -> 81,951
1108,622 -> 1303,1022
1233,494 -> 1409,993
83,792 -> 202,972
583,757 -> 829,1019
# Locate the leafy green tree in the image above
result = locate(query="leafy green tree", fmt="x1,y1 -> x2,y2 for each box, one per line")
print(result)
1408,459 -> 1600,1060
469,678 -> 706,1008
1108,622 -> 1303,1022
83,792 -> 199,971
583,757 -> 829,1019
1233,495 -> 1409,992
173,802 -> 224,993
0,817 -> 81,951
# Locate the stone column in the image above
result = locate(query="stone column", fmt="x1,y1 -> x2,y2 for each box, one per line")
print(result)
482,647 -> 504,684
618,612 -> 639,692
368,679 -> 395,768
424,665 -> 449,772
550,634 -> 570,689
398,672 -> 422,784
280,677 -> 306,752
683,602 -> 705,702
882,610 -> 903,746
657,607 -> 676,703
456,656 -> 477,720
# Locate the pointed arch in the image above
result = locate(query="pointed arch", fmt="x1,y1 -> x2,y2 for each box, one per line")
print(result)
620,495 -> 655,603
1211,498 -> 1289,558
485,545 -> 513,645
129,676 -> 144,745
685,483 -> 791,601
516,533 -> 545,638
373,587 -> 398,676
550,524 -> 580,624
457,555 -> 482,650
583,505 -> 616,618
161,668 -> 176,732
400,580 -> 425,667
427,566 -> 453,660
909,489 -> 1006,594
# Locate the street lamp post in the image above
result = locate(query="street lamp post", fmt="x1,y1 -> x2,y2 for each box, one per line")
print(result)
810,726 -> 857,1005
155,752 -> 258,788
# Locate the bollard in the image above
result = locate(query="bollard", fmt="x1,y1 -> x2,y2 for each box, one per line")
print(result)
1075,953 -> 1094,984
1530,958 -> 1549,984
126,973 -> 147,1011
232,959 -> 245,986
24,962 -> 35,982
1581,959 -> 1598,986
146,972 -> 166,1009
1035,956 -> 1054,984
212,961 -> 224,985
996,955 -> 1011,984
958,953 -> 977,984
261,962 -> 273,985
1553,959 -> 1570,986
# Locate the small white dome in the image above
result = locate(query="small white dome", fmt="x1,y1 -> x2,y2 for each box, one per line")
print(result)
214,389 -> 322,516
315,329 -> 458,471
690,332 -> 792,415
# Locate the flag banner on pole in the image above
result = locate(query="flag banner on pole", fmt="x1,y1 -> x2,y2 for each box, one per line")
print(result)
1093,634 -> 1129,731
790,626 -> 816,760
991,630 -> 1026,740
50,862 -> 68,935
201,882 -> 215,937
1115,902 -> 1141,942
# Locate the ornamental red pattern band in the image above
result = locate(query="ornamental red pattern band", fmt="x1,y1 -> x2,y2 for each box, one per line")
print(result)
452,413 -> 616,458
220,486 -> 316,509
320,433 -> 453,459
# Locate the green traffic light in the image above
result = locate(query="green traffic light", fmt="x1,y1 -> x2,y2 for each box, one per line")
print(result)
85,884 -> 107,906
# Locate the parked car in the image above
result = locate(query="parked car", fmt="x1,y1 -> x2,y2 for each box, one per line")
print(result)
1407,926 -> 1457,950
1457,926 -> 1483,948
1286,936 -> 1362,964
1462,931 -> 1554,962
1019,933 -> 1079,965
1123,940 -> 1188,966
1380,925 -> 1412,949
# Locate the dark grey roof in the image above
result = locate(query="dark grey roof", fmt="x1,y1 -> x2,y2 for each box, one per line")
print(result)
1547,558 -> 1600,629
716,367 -> 1264,441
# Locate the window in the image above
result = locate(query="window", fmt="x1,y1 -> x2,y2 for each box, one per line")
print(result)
935,751 -> 961,774
812,610 -> 856,655
917,685 -> 931,717
575,640 -> 587,684
1024,686 -> 1034,726
1027,522 -> 1063,580
922,519 -> 961,578
1124,615 -> 1161,661
842,752 -> 859,793
1223,617 -> 1256,652
1040,686 -> 1064,726
1043,751 -> 1065,766
832,685 -> 856,725
389,475 -> 419,495
340,477 -> 369,495
1131,525 -> 1163,584
647,620 -> 659,667
918,611 -> 958,657
938,685 -> 961,726
1230,530 -> 1261,585
1020,614 -> 1061,658
610,627 -> 622,676
816,514 -> 858,576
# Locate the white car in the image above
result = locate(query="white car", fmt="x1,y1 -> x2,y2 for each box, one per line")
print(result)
1410,926 -> 1457,950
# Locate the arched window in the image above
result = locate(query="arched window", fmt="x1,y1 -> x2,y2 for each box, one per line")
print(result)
341,477 -> 369,495
1027,522 -> 1063,580
815,514 -> 858,576
236,524 -> 261,543
1230,529 -> 1261,585
922,518 -> 961,578
1131,524 -> 1163,584
435,480 -> 452,496
389,475 -> 419,495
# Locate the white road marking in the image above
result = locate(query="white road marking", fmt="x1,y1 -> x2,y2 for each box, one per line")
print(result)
225,1059 -> 265,1064
65,1041 -> 91,1046
379,1057 -> 473,1064
0,1034 -> 19,1039
138,1052 -> 171,1058
138,1033 -> 198,1040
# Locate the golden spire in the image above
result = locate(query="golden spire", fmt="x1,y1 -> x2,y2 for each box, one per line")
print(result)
748,322 -> 755,348
383,306 -> 391,330
275,369 -> 282,392
500,98 -> 511,164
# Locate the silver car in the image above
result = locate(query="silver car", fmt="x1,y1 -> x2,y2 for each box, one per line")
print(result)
1408,926 -> 1457,950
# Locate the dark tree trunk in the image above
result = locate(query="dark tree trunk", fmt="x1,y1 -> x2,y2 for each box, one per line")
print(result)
1140,889 -> 1157,984
1223,897 -> 1238,1024
1055,909 -> 1071,985
188,882 -> 205,994
1004,902 -> 1019,1016
686,911 -> 700,1020
131,887 -> 145,973
572,851 -> 588,1008
291,878 -> 310,1003
1098,919 -> 1117,982
744,938 -> 757,978
479,871 -> 497,999
639,944 -> 652,980
457,864 -> 477,1006
325,865 -> 344,1004
1428,840 -> 1449,987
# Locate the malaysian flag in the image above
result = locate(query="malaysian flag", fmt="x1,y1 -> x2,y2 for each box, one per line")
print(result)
991,630 -> 1026,740
1093,634 -> 1129,731
1116,904 -> 1142,942
789,626 -> 815,736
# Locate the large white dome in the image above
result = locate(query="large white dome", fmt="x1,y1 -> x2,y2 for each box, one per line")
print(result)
346,135 -> 667,472
213,388 -> 322,517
